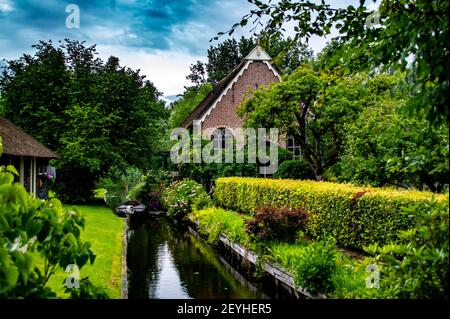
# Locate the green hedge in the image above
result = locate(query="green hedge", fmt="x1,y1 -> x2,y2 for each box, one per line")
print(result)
213,177 -> 448,249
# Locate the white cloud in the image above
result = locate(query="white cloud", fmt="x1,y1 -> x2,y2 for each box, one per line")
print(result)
97,45 -> 204,97
0,0 -> 13,13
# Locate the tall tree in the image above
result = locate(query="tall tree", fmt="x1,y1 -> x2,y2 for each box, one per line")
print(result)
168,83 -> 213,129
238,67 -> 406,178
0,40 -> 168,202
224,0 -> 449,124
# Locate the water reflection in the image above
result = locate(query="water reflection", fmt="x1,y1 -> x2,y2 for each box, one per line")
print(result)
126,216 -> 267,299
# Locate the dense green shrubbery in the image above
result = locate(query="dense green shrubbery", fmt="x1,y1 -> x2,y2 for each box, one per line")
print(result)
214,177 -> 448,249
177,142 -> 293,190
364,198 -> 448,298
270,239 -> 338,294
127,170 -> 173,211
0,141 -> 107,298
244,206 -> 308,242
162,179 -> 210,220
190,207 -> 361,296
273,159 -> 315,180
99,167 -> 143,212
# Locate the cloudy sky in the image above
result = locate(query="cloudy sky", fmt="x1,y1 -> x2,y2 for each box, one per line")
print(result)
0,0 -> 364,98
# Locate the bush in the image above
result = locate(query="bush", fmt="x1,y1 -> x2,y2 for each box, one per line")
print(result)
270,239 -> 338,294
364,197 -> 449,298
292,239 -> 338,294
128,170 -> 173,211
274,159 -> 315,180
178,142 -> 260,190
0,153 -> 106,298
99,167 -> 143,211
162,179 -> 208,220
214,177 -> 448,249
244,206 -> 308,242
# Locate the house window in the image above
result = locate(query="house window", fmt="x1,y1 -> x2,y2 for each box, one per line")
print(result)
287,135 -> 302,159
211,127 -> 233,150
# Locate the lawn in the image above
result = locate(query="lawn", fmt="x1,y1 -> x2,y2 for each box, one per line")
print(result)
42,204 -> 124,299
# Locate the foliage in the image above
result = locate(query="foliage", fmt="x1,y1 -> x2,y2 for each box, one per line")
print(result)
0,40 -> 168,202
214,177 -> 448,249
273,159 -> 315,180
0,156 -> 106,298
277,147 -> 294,164
99,167 -> 143,212
191,191 -> 214,212
239,68 -> 402,178
332,100 -> 449,192
270,239 -> 338,294
190,206 -> 370,296
188,33 -> 312,85
364,198 -> 449,298
161,179 -> 208,220
135,170 -> 173,211
224,0 -> 449,124
189,208 -> 252,247
168,83 -> 213,129
244,206 -> 308,242
177,142 -> 260,190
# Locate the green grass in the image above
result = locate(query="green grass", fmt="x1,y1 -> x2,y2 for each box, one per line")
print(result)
189,208 -> 252,247
42,204 -> 124,298
190,206 -> 371,297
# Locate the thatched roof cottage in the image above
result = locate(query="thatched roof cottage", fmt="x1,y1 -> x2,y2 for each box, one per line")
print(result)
0,116 -> 57,199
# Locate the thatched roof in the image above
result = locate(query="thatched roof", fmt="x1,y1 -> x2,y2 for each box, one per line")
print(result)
0,117 -> 57,158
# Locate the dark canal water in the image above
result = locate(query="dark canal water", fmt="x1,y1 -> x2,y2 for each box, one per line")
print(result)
126,216 -> 268,299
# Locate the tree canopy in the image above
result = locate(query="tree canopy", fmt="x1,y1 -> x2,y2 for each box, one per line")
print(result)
238,66 -> 448,191
168,83 -> 213,130
0,40 -> 169,202
224,0 -> 449,125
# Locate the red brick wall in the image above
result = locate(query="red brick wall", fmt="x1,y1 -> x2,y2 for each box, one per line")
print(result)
202,61 -> 280,131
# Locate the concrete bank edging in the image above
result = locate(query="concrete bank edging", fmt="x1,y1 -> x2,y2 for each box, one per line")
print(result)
121,219 -> 128,299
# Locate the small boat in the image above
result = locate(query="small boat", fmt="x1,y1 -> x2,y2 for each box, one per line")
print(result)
116,201 -> 146,217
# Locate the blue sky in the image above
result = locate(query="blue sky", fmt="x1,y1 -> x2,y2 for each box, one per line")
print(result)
0,0 -> 364,97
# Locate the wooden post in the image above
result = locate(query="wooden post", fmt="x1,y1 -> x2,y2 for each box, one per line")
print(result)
19,156 -> 24,185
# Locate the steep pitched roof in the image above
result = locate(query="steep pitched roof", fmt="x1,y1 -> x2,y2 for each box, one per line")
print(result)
181,46 -> 281,128
181,60 -> 247,128
0,117 -> 57,158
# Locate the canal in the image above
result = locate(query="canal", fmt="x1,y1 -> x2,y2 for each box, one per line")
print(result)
126,216 -> 269,299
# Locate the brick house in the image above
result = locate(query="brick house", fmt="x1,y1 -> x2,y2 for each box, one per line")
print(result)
181,46 -> 302,158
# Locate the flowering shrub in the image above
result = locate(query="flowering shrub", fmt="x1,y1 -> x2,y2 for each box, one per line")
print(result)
162,179 -> 209,219
140,170 -> 173,211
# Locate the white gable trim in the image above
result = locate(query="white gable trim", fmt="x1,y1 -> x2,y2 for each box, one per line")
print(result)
263,61 -> 282,80
199,60 -> 253,124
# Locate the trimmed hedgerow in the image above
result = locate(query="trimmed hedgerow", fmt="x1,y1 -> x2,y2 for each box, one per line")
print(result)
214,177 -> 448,249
